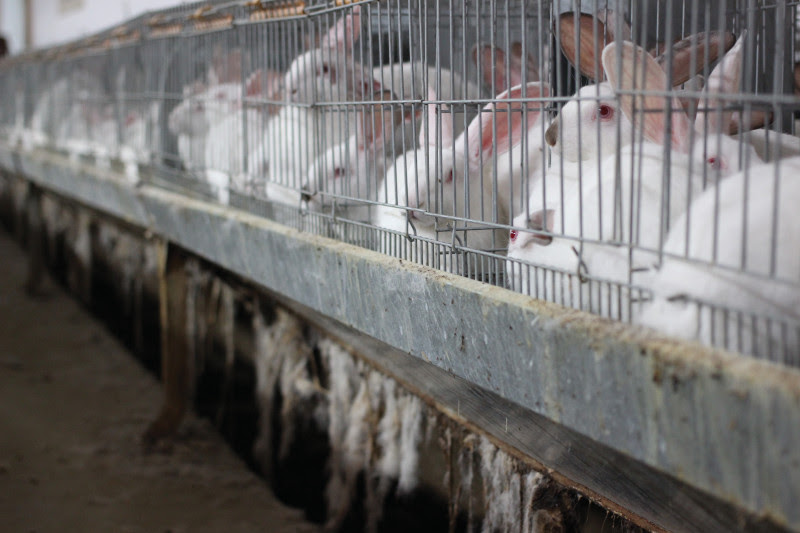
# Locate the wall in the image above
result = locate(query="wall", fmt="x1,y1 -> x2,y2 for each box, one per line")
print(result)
29,0 -> 188,49
0,0 -> 26,54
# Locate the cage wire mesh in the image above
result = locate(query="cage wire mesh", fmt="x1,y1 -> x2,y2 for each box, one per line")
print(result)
0,0 -> 799,364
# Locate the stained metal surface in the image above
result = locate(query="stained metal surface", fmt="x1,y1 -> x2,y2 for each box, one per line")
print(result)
2,1 -> 799,364
3,147 -> 799,529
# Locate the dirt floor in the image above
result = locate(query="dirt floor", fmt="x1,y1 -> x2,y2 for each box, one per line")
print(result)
0,230 -> 319,533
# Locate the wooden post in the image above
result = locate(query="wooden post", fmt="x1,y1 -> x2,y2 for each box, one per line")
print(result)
23,183 -> 45,296
142,241 -> 191,444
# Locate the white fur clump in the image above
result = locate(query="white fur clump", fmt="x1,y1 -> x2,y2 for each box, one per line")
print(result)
110,229 -> 140,302
184,259 -> 204,367
323,338 -> 368,529
221,284 -> 236,386
64,210 -> 94,300
373,377 -> 423,495
321,339 -> 427,532
252,307 -> 324,477
251,309 -> 430,531
40,195 -> 71,260
397,393 -> 423,493
478,436 -> 545,533
72,211 -> 92,271
252,307 -> 282,474
141,241 -> 159,281
520,472 -> 548,532
376,379 -> 400,480
11,179 -> 27,214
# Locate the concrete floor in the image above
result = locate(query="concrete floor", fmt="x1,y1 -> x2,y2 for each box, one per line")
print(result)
0,230 -> 319,533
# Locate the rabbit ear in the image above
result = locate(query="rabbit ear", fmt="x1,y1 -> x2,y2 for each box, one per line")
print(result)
466,81 -> 550,171
509,42 -> 539,86
558,9 -> 621,81
655,31 -> 735,86
354,75 -> 384,101
245,69 -> 263,97
695,31 -> 747,136
528,209 -> 554,245
264,69 -> 284,97
795,63 -> 800,95
357,89 -> 400,152
420,88 -> 453,149
184,80 -> 205,97
596,8 -> 630,43
472,43 -> 509,91
320,5 -> 361,51
603,41 -> 693,153
211,47 -> 244,84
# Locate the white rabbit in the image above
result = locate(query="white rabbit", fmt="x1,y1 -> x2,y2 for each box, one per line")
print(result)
30,71 -> 104,149
371,61 -> 482,105
506,157 -> 659,320
544,81 -> 632,164
30,77 -> 70,144
55,102 -> 95,157
370,61 -> 483,156
247,9 -> 378,207
546,31 -> 737,164
204,69 -> 282,203
506,36 -> 762,319
243,103 -> 317,207
360,62 -> 485,192
736,127 -> 800,162
168,81 -> 243,172
89,105 -> 121,164
120,101 -> 162,164
605,36 -> 763,179
373,84 -> 547,272
281,5 -> 370,151
636,158 -> 800,361
283,6 -> 363,105
468,81 -> 553,223
303,89 -> 402,223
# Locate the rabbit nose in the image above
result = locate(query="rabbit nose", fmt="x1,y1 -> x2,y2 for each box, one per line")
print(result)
545,121 -> 558,147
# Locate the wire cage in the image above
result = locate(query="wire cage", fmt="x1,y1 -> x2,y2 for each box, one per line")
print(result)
0,0 -> 798,364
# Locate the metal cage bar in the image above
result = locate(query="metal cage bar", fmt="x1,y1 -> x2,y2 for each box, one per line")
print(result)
0,0 -> 798,364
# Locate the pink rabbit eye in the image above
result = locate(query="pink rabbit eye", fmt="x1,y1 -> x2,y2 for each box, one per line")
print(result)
444,169 -> 454,184
707,157 -> 724,170
598,104 -> 613,121
333,167 -> 345,179
509,229 -> 518,242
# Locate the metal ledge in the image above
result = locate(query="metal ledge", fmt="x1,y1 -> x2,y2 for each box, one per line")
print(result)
3,144 -> 800,531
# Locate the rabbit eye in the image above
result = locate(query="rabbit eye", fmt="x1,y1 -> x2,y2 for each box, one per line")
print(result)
193,101 -> 204,111
598,104 -> 613,120
509,229 -> 518,242
707,157 -> 724,170
444,169 -> 454,184
333,167 -> 345,179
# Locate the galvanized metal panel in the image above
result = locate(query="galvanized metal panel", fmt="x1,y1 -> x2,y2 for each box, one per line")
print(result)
5,147 -> 800,530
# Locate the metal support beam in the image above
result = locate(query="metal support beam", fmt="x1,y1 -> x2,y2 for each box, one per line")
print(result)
142,240 -> 192,444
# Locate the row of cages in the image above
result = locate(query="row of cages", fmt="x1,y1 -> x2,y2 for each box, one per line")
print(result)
1,0 -> 799,365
